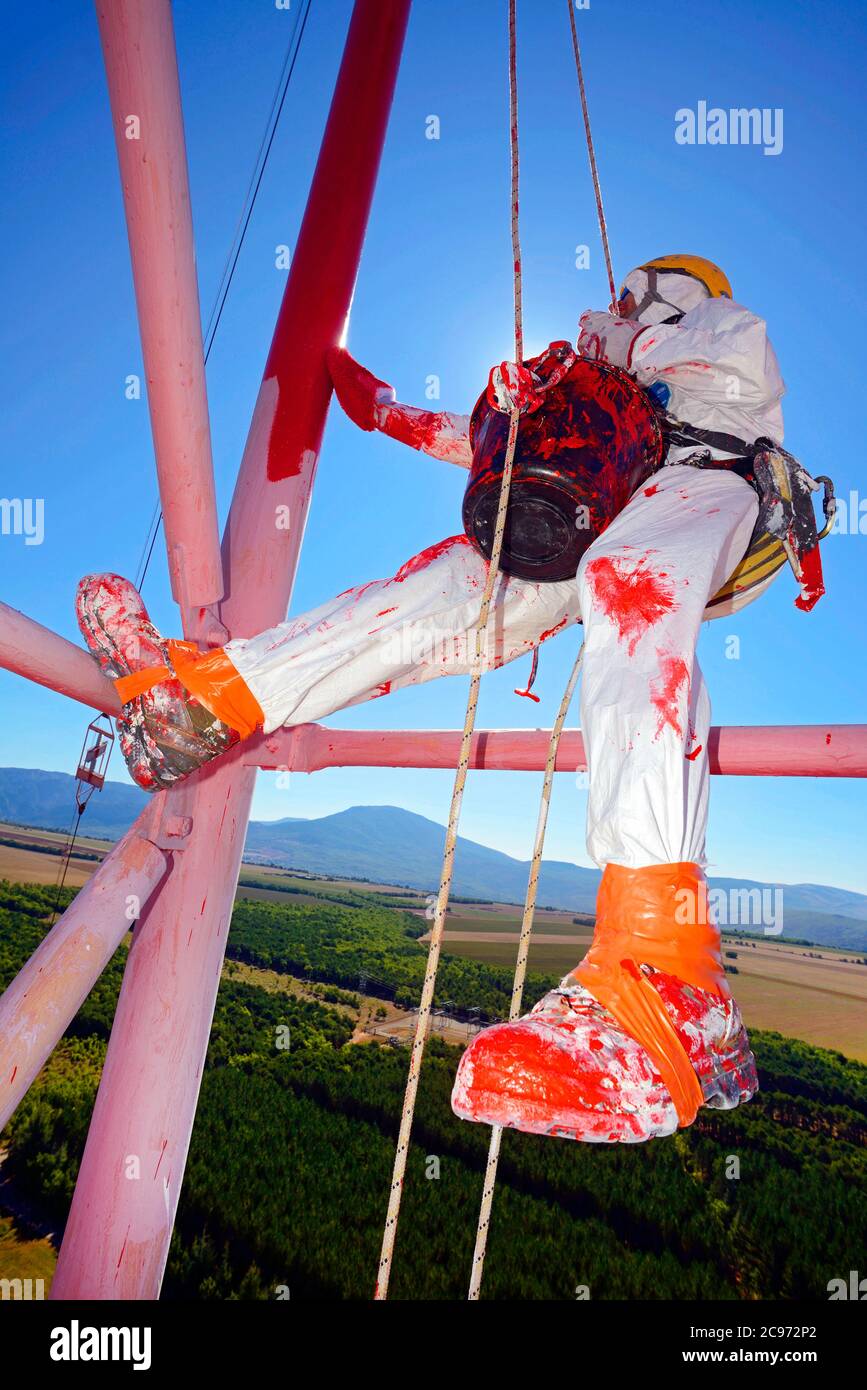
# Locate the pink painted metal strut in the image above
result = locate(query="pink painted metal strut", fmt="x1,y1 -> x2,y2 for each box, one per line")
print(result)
247,722 -> 867,778
0,600 -> 121,715
50,0 -> 412,1300
0,826 -> 168,1132
95,0 -> 223,635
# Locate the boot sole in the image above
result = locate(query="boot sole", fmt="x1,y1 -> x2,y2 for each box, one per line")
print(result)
452,1030 -> 758,1143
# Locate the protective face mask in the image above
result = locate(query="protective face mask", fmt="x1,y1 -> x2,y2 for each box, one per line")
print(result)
622,268 -> 710,325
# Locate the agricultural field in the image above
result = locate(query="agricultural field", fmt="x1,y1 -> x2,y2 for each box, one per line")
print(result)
1,878 -> 865,1301
1,822 -> 865,1060
424,924 -> 867,1061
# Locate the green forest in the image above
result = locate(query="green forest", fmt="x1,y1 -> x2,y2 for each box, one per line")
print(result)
1,878 -> 866,1300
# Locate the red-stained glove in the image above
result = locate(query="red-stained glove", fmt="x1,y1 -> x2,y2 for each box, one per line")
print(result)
485,343 -> 577,415
326,346 -> 396,432
486,360 -> 542,415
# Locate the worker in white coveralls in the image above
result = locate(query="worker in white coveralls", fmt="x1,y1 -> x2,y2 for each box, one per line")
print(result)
78,255 -> 829,1144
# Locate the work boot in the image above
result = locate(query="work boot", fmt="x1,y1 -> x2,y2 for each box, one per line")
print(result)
451,861 -> 757,1143
76,574 -> 261,791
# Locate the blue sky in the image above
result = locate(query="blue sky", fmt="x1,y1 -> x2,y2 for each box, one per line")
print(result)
1,0 -> 865,890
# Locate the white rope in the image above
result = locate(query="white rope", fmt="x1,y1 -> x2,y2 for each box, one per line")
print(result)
565,0 -> 617,309
467,639 -> 585,1299
374,0 -> 525,1301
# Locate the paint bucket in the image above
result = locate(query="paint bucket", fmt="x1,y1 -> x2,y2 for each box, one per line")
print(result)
462,358 -> 664,581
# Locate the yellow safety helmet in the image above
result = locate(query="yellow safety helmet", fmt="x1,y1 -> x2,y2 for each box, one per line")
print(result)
620,254 -> 733,304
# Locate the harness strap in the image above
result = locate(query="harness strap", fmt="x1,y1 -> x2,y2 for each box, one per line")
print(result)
664,415 -> 757,459
573,861 -> 727,1127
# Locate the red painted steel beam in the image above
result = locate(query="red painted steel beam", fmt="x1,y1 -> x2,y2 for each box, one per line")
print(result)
246,722 -> 867,778
52,0 -> 412,1300
0,826 -> 169,1132
219,0 -> 414,635
0,600 -> 121,715
95,0 -> 223,631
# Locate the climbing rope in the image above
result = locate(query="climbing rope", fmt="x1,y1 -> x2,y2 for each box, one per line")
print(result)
467,639 -> 585,1299
464,3 -> 619,1300
374,0 -> 525,1301
565,0 -> 617,310
376,0 -> 618,1300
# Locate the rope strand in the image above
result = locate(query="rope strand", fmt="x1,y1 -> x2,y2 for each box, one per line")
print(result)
374,0 -> 525,1301
467,639 -> 585,1300
377,0 -> 614,1301
566,0 -> 617,309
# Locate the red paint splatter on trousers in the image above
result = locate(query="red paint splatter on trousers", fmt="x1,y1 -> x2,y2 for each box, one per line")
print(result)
538,616 -> 567,643
392,535 -> 470,584
644,483 -> 659,496
685,744 -> 703,761
584,553 -> 676,655
650,651 -> 690,739
376,607 -> 398,617
373,681 -> 392,698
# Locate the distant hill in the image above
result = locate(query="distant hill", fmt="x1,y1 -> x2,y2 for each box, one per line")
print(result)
1,766 -> 866,949
0,766 -> 147,838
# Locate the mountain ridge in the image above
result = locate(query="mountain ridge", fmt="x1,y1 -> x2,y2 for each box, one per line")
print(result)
1,767 -> 866,949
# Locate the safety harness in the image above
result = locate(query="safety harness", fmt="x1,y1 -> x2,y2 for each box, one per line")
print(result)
661,412 -> 836,611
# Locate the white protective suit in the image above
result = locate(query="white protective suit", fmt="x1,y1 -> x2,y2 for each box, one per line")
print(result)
224,296 -> 785,870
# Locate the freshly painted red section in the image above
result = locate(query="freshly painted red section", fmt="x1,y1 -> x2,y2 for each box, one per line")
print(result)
584,553 -> 676,656
257,5 -> 411,489
218,0 -> 412,644
246,723 -> 867,777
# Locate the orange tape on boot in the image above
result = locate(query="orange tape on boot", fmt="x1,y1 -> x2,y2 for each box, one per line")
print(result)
114,644 -> 264,740
574,862 -> 727,1128
114,664 -> 171,704
166,641 -> 264,740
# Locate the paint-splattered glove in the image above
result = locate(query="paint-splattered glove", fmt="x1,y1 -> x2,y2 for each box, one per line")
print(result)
327,346 -> 395,431
486,341 -> 577,414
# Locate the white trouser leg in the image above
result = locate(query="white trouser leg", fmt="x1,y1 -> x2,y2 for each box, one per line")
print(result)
576,465 -> 758,870
225,534 -> 582,734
